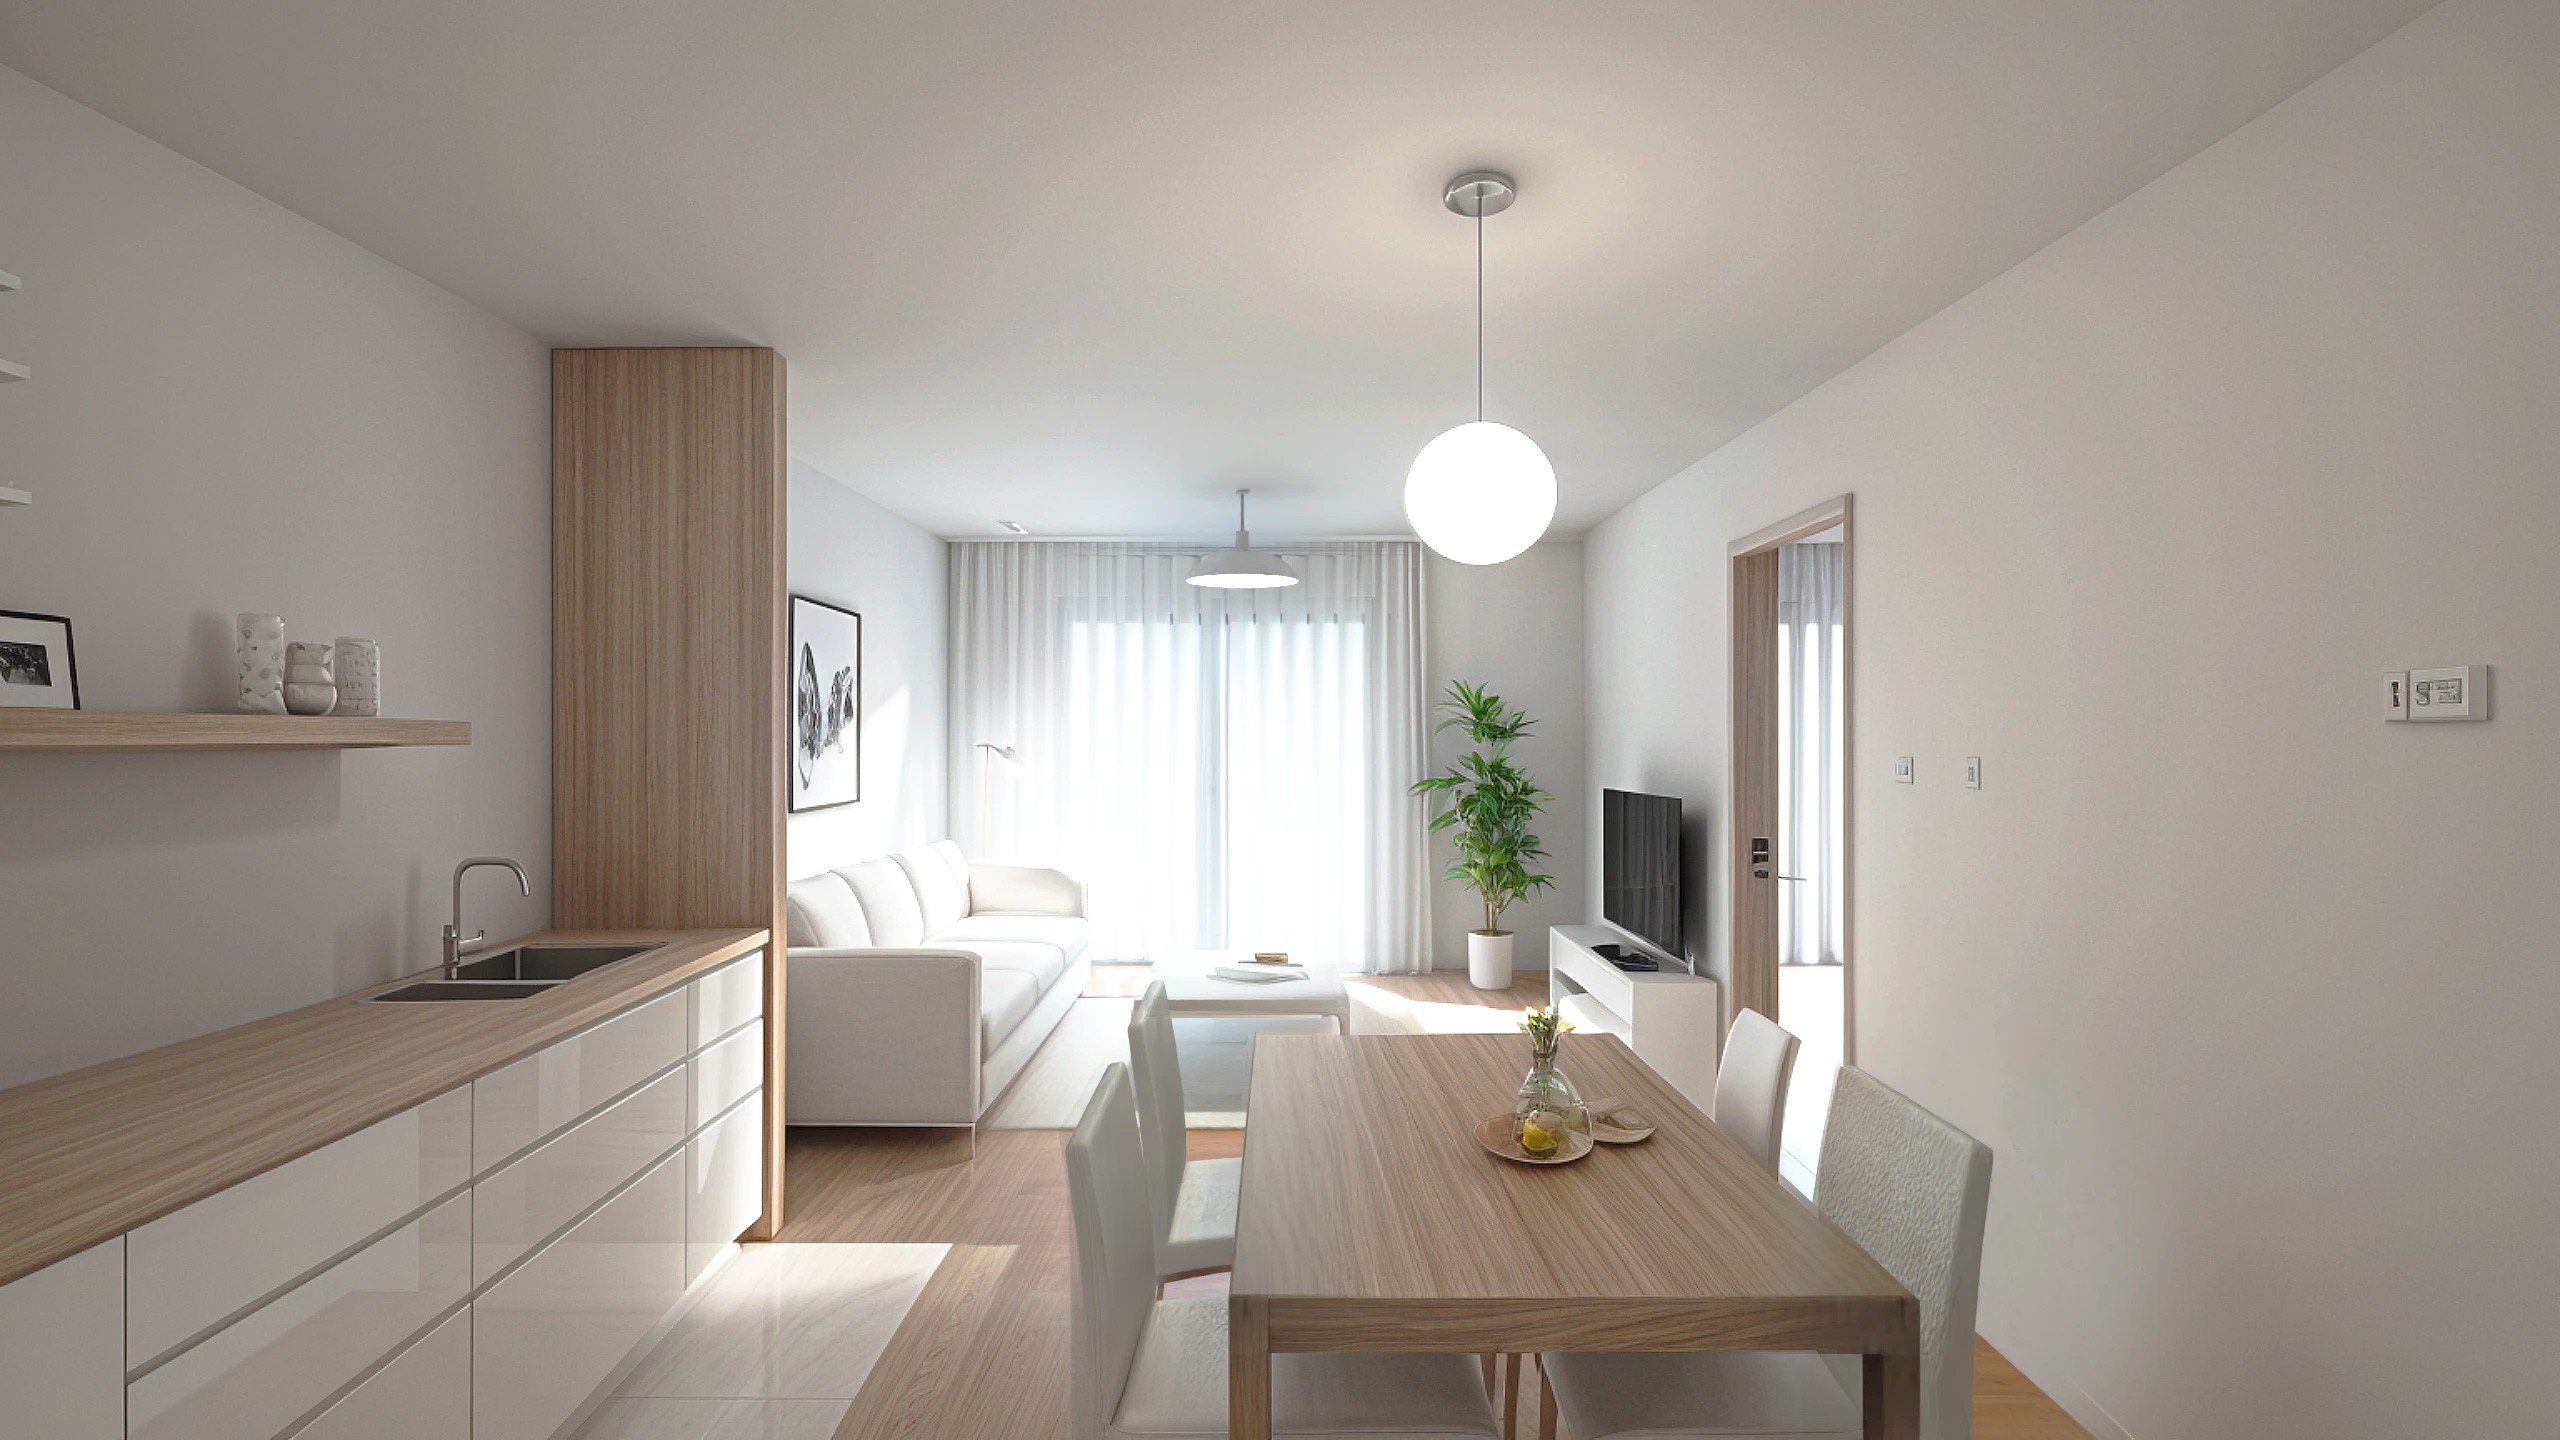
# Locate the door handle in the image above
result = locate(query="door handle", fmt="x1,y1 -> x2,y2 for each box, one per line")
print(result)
1749,838 -> 1806,881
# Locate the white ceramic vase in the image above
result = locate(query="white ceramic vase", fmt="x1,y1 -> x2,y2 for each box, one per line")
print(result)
282,641 -> 337,716
332,637 -> 381,717
236,614 -> 286,714
1468,929 -> 1515,991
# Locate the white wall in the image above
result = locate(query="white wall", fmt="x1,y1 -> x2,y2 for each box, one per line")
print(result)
1583,2 -> 2557,1434
1424,543 -> 1586,971
785,459 -> 948,876
0,65 -> 551,1087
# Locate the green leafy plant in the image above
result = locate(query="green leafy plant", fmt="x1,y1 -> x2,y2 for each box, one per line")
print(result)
1410,680 -> 1555,937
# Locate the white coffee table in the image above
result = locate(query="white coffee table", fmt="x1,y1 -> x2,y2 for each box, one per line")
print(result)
1149,949 -> 1352,1033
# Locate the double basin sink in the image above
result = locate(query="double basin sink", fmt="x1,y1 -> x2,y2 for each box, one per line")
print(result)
363,942 -> 665,1003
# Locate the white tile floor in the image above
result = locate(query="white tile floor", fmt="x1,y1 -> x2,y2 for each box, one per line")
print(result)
1777,964 -> 1844,1198
571,1243 -> 948,1440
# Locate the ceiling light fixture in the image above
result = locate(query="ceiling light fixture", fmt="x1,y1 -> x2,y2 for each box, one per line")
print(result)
1186,488 -> 1300,589
1404,170 -> 1556,566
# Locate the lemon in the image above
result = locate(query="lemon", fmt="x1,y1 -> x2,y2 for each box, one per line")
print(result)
1520,1118 -> 1557,1155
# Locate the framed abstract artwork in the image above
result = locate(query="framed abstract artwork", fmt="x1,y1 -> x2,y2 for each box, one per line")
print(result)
789,595 -> 862,811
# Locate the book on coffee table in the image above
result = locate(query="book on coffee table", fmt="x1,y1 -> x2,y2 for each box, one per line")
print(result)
1214,963 -> 1306,984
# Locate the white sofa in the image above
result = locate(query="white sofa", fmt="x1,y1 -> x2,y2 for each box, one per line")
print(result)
784,840 -> 1090,1127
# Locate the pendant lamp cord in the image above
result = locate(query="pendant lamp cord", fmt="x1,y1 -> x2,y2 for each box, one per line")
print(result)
1475,206 -> 1485,423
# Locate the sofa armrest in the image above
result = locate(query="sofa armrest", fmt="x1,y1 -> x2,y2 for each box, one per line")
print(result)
785,947 -> 983,1125
967,862 -> 1087,918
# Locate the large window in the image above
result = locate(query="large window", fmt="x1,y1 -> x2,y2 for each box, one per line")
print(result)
952,542 -> 1430,971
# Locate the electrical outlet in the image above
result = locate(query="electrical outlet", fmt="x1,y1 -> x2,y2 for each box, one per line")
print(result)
2407,665 -> 2489,722
1893,756 -> 1915,784
1964,756 -> 1982,789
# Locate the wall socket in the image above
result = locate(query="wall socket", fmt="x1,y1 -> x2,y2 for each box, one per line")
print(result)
1893,756 -> 1915,784
1964,756 -> 1982,789
2389,664 -> 2488,722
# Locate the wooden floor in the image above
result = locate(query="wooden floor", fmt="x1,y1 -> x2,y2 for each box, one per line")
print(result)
785,970 -> 2090,1440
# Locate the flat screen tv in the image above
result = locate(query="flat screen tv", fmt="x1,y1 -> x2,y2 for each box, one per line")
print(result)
1601,788 -> 1682,959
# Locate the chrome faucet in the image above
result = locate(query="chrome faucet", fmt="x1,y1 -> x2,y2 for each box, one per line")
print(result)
445,856 -> 530,979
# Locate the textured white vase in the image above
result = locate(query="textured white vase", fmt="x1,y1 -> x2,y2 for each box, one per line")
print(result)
236,614 -> 286,714
282,641 -> 337,716
332,637 -> 381,717
1467,930 -> 1515,991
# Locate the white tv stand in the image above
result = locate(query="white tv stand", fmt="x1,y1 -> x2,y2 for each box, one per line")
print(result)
1548,924 -> 1723,1111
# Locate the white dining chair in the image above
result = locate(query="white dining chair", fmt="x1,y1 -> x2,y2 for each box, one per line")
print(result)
1712,1007 -> 1802,1173
1127,980 -> 1239,1279
1067,1064 -> 1500,1440
1538,1067 -> 1994,1440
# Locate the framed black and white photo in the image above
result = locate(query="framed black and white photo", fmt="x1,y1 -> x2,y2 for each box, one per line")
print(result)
0,610 -> 79,710
789,595 -> 862,812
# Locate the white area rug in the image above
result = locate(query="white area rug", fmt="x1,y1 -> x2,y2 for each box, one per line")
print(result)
982,976 -> 1533,1129
574,1242 -> 947,1440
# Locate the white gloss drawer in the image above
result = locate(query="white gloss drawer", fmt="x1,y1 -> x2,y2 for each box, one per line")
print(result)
0,1239 -> 124,1440
685,1091 -> 764,1284
474,1067 -> 687,1285
127,1192 -> 469,1440
294,1306 -> 468,1440
473,1152 -> 686,1440
127,1088 -> 470,1368
689,1019 -> 763,1130
689,954 -> 763,1049
474,990 -> 685,1170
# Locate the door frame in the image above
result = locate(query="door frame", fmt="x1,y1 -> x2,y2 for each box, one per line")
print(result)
1727,493 -> 1854,1063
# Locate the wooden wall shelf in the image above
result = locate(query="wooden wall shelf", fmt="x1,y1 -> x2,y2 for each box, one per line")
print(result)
0,710 -> 470,751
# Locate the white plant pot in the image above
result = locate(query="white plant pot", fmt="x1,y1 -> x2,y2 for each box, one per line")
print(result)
1467,930 -> 1515,990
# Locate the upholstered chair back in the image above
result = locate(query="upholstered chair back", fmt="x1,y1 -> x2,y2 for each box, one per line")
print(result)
1711,1008 -> 1801,1172
1818,1068 -> 1995,1440
1065,1064 -> 1154,1440
1125,982 -> 1188,1241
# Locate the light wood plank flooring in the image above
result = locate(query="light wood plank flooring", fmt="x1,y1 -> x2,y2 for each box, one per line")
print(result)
785,970 -> 2089,1440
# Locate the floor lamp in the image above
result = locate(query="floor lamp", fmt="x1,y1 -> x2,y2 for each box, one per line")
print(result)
974,742 -> 1023,857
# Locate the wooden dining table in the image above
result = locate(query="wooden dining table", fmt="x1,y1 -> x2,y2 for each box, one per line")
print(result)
1227,1031 -> 1919,1439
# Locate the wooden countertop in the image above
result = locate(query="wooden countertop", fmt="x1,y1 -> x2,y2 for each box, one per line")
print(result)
0,927 -> 767,1288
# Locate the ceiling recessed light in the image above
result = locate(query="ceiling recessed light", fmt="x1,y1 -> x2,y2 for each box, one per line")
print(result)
998,520 -> 1030,534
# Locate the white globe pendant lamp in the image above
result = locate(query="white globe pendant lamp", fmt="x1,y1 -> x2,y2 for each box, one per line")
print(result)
1405,171 -> 1555,566
1186,488 -> 1300,589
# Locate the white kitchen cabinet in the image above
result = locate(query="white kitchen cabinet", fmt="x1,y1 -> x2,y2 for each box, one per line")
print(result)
473,991 -> 686,1171
686,1089 -> 765,1283
473,1067 -> 686,1286
127,1192 -> 470,1440
126,1087 -> 471,1369
0,1239 -> 124,1440
689,954 -> 763,1048
472,1151 -> 686,1440
689,1017 -> 764,1130
294,1308 -> 470,1440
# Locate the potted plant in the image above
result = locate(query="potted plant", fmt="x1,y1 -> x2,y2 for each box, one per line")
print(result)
1411,680 -> 1555,989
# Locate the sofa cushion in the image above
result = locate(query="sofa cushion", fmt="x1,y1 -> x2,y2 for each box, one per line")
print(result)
933,913 -> 1089,969
785,871 -> 872,948
955,939 -> 1068,993
897,845 -> 971,934
841,857 -> 926,947
979,969 -> 1040,1054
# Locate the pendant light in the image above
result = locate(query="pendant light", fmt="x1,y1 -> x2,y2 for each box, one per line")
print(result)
1186,488 -> 1300,588
1405,170 -> 1556,566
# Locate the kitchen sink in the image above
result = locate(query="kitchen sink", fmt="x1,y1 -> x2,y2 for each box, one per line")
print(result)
364,980 -> 559,1003
450,942 -> 665,983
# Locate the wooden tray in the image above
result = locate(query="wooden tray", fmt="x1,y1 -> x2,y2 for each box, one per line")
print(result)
1581,1096 -> 1658,1145
1474,1112 -> 1595,1166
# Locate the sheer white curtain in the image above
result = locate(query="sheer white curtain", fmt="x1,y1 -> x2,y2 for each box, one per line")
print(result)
949,541 -> 1431,972
1776,540 -> 1845,967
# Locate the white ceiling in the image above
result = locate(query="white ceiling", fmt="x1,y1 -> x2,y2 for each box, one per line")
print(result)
0,1 -> 2430,540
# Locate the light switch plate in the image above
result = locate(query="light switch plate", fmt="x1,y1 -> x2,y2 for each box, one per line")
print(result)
2382,671 -> 2409,720
1893,756 -> 1915,784
2407,665 -> 2488,722
1964,757 -> 1982,789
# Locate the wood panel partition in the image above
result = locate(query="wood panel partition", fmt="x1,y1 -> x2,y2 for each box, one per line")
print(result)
553,346 -> 789,1235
